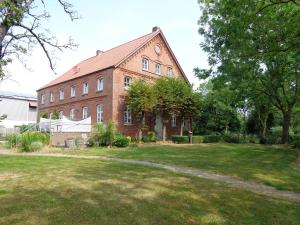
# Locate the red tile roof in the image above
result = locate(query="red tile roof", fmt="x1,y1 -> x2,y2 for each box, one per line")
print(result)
39,31 -> 159,90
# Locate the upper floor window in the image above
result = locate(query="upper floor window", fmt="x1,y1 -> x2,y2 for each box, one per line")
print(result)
41,94 -> 45,104
70,109 -> 75,120
83,82 -> 89,95
70,86 -> 76,97
124,76 -> 132,90
167,67 -> 173,77
97,78 -> 104,91
50,92 -> 54,102
155,63 -> 161,75
59,89 -> 64,100
142,58 -> 149,71
171,113 -> 176,127
124,105 -> 132,125
82,106 -> 89,119
96,104 -> 104,123
59,111 -> 64,119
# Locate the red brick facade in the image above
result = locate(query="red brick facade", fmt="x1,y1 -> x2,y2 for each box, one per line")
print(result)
37,27 -> 191,139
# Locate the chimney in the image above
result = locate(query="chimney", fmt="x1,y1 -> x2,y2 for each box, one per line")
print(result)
96,50 -> 103,56
152,26 -> 160,32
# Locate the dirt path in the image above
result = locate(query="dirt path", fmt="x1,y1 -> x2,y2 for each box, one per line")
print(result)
1,150 -> 300,202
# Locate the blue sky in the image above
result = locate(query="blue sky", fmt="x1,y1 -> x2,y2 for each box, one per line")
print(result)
1,0 -> 207,94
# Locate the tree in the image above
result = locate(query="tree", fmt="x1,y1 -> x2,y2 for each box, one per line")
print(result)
197,0 -> 300,143
125,80 -> 156,141
0,0 -> 78,79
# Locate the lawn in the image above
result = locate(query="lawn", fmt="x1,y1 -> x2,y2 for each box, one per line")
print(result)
43,143 -> 300,192
0,155 -> 300,225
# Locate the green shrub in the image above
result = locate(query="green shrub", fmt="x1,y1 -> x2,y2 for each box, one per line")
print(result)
19,132 -> 49,152
247,135 -> 259,144
290,135 -> 300,149
29,141 -> 43,151
192,136 -> 204,144
19,124 -> 29,134
142,131 -> 157,143
7,133 -> 19,148
171,135 -> 189,143
223,133 -> 244,143
113,135 -> 130,147
203,134 -> 221,143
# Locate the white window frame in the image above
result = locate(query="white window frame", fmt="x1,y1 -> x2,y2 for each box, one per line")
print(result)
50,92 -> 54,102
83,82 -> 89,95
59,111 -> 64,119
70,109 -> 75,120
59,89 -> 64,100
41,94 -> 45,104
142,58 -> 149,71
124,105 -> 132,125
82,106 -> 88,119
167,67 -> 173,77
97,78 -> 104,91
96,104 -> 104,123
171,113 -> 176,127
124,76 -> 132,90
155,63 -> 161,75
70,86 -> 76,98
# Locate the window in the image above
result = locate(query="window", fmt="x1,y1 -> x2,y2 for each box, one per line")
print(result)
171,113 -> 176,127
82,107 -> 89,119
142,58 -> 149,71
167,67 -> 173,77
59,89 -> 64,100
50,92 -> 54,102
155,63 -> 161,75
41,94 -> 45,104
70,86 -> 76,97
97,78 -> 104,91
59,111 -> 64,119
83,82 -> 89,95
49,112 -> 53,119
96,104 -> 104,123
124,76 -> 132,90
70,109 -> 75,120
124,105 -> 132,125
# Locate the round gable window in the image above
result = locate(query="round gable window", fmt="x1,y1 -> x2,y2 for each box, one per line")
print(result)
155,45 -> 161,54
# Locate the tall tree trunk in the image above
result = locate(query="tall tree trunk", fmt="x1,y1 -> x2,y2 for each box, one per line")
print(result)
282,109 -> 292,144
162,123 -> 166,142
180,117 -> 184,136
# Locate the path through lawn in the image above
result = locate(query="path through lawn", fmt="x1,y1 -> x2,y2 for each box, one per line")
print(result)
0,150 -> 299,202
0,155 -> 300,225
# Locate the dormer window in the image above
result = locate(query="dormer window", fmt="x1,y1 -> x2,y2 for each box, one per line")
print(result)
155,63 -> 161,75
167,67 -> 173,77
50,92 -> 54,102
83,82 -> 89,95
142,58 -> 149,71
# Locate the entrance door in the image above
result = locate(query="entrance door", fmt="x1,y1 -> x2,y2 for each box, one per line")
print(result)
154,114 -> 163,140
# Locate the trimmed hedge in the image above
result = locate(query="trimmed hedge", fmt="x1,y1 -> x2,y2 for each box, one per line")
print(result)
203,135 -> 221,143
192,136 -> 204,144
171,135 -> 189,143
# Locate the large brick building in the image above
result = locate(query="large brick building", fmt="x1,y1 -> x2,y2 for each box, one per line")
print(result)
37,27 -> 190,139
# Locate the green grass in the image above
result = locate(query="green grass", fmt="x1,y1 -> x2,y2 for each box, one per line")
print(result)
44,143 -> 300,192
0,155 -> 299,225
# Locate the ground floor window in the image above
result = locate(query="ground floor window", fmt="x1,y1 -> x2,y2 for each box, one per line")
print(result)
59,111 -> 64,119
124,105 -> 132,125
96,104 -> 104,123
70,109 -> 75,120
171,113 -> 176,127
82,107 -> 89,119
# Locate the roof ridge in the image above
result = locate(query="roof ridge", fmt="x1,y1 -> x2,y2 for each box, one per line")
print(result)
102,31 -> 156,53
